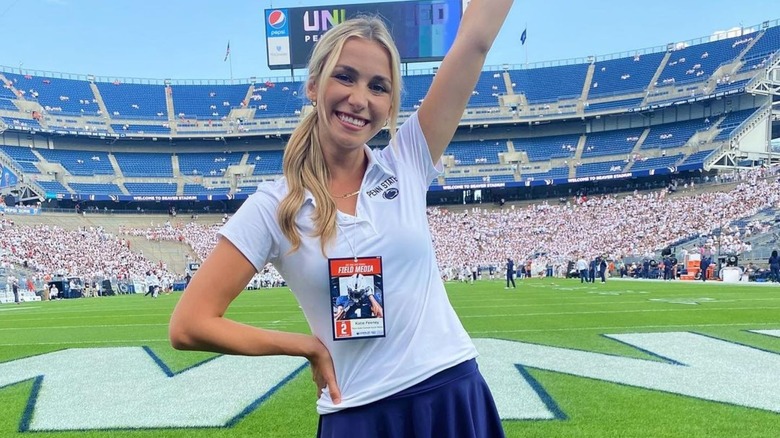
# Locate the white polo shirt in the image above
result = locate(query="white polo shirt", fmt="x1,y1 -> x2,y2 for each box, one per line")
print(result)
220,113 -> 477,414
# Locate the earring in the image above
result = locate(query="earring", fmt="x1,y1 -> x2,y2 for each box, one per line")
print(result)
311,101 -> 317,107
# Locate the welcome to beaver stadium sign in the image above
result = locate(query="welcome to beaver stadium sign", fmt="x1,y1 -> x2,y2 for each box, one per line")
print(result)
1,330 -> 778,431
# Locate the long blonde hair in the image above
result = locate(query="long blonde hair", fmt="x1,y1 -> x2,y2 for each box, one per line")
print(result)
278,16 -> 402,256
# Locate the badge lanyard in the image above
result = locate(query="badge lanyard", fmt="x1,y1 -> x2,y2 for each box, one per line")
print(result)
329,215 -> 385,341
337,215 -> 359,262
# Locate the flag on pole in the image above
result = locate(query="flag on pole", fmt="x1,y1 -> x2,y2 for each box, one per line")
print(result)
520,28 -> 527,45
224,41 -> 231,62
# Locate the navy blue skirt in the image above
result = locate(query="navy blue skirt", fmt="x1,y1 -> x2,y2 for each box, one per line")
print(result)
317,359 -> 505,438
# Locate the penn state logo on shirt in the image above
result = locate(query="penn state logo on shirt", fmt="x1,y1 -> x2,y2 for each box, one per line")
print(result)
383,188 -> 399,200
366,176 -> 399,202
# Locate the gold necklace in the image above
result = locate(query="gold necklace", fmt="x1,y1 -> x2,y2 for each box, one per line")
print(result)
333,189 -> 361,199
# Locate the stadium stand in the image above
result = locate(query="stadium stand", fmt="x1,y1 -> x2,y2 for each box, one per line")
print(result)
171,84 -> 249,119
1,18 -> 779,312
509,63 -> 590,102
96,82 -> 167,119
581,128 -> 644,158
36,149 -> 114,176
512,134 -> 580,162
250,81 -> 305,118
401,73 -> 434,110
0,146 -> 41,174
113,152 -> 174,177
0,19 -> 775,207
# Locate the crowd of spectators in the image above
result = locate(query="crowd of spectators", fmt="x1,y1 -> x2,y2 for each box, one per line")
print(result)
120,219 -> 286,288
3,167 -> 779,295
116,167 -> 780,285
1,218 -> 174,295
431,167 -> 779,278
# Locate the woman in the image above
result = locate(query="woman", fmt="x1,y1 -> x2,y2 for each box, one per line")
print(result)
169,1 -> 513,436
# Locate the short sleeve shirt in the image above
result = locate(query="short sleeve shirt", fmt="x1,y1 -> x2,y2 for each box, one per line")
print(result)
220,113 -> 477,414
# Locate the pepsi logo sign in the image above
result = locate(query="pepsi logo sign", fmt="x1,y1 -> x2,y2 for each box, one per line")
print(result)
268,10 -> 286,29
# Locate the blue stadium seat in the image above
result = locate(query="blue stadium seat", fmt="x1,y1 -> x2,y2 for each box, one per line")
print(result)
178,152 -> 242,176
590,52 -> 666,97
582,128 -> 644,158
249,150 -> 284,175
445,140 -> 507,165
513,135 -> 579,162
4,73 -> 100,116
97,82 -> 167,119
630,154 -> 684,171
113,152 -> 173,177
124,183 -> 178,195
509,64 -> 589,103
37,149 -> 114,176
171,84 -> 250,119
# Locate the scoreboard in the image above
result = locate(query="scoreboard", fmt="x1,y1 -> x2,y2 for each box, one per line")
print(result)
264,0 -> 463,70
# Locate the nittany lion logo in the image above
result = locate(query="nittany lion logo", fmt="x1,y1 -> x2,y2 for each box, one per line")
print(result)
383,188 -> 399,200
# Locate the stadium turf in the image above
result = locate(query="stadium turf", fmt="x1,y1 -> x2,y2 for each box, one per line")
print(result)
0,278 -> 779,437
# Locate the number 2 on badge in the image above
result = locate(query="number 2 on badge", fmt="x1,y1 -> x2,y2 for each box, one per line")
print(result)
337,320 -> 352,337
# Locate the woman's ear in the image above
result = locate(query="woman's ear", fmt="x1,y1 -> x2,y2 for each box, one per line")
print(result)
306,80 -> 318,104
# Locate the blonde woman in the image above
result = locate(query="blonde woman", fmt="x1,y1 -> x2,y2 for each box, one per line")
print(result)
170,2 -> 513,436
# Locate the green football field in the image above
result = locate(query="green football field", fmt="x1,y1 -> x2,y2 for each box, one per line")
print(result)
1,278 -> 779,437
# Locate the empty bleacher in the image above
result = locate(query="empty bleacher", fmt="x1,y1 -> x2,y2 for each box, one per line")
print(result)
581,128 -> 644,158
0,145 -> 41,174
249,150 -> 284,175
629,154 -> 684,172
183,184 -> 231,195
97,82 -> 167,119
111,124 -> 171,135
4,73 -> 99,116
739,25 -> 780,71
171,84 -> 249,119
467,70 -> 506,107
36,180 -> 69,195
178,152 -> 242,176
36,149 -> 114,176
677,149 -> 717,170
575,160 -> 627,177
590,52 -> 666,97
522,166 -> 569,180
3,117 -> 42,132
584,97 -> 644,113
641,118 -> 710,150
124,182 -> 178,195
656,33 -> 751,86
113,152 -> 173,177
712,108 -> 760,142
509,63 -> 590,103
0,21 -> 776,202
512,134 -> 579,162
401,74 -> 434,110
68,182 -> 123,195
445,140 -> 506,165
250,81 -> 305,118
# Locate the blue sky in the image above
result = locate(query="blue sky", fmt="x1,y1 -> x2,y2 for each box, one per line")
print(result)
0,0 -> 776,81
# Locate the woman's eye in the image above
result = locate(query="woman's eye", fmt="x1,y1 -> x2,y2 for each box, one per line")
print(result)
370,84 -> 387,93
334,74 -> 352,82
